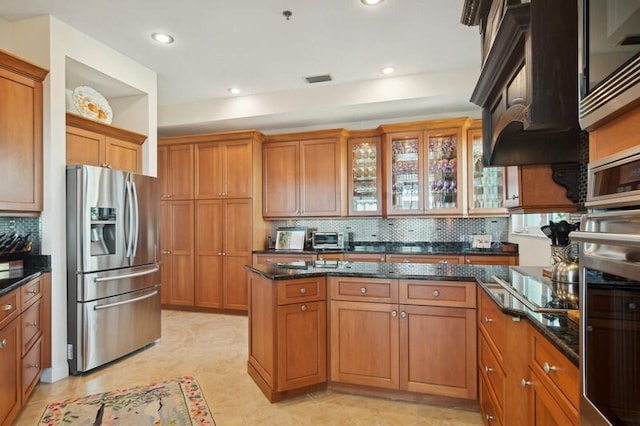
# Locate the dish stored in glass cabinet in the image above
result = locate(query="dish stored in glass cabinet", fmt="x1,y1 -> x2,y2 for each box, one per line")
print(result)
348,138 -> 382,215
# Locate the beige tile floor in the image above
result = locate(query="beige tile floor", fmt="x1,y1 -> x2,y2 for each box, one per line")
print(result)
16,310 -> 484,425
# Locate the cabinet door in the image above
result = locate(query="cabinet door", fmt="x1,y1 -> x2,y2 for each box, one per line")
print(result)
165,200 -> 195,306
528,368 -> 578,426
463,255 -> 518,265
386,132 -> 423,215
195,200 -> 223,308
0,318 -> 20,426
504,166 -> 520,208
223,199 -> 253,310
253,253 -> 317,265
348,137 -> 383,216
223,140 -> 253,198
330,300 -> 399,389
263,141 -> 299,217
160,202 -> 171,305
105,136 -> 142,173
277,301 -> 327,391
66,125 -> 104,167
424,128 -> 463,214
467,127 -> 507,215
157,146 -> 169,200
165,145 -> 194,200
195,142 -> 223,199
300,138 -> 342,216
399,304 -> 477,399
504,165 -> 576,213
0,69 -> 42,212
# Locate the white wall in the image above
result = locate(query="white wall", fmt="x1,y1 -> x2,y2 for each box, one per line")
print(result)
509,233 -> 552,266
5,15 -> 157,382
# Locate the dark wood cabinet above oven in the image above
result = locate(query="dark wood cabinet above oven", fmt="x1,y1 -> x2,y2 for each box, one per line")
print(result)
461,0 -> 581,167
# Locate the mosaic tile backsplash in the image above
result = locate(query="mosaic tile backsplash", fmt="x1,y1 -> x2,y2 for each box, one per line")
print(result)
0,217 -> 41,254
269,217 -> 510,244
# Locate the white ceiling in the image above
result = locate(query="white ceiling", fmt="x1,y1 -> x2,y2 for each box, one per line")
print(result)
0,0 -> 482,135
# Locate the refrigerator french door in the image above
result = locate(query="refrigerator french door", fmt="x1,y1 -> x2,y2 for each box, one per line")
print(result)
66,165 -> 160,374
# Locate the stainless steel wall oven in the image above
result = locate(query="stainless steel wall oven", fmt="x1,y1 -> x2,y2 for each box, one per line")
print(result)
572,210 -> 640,425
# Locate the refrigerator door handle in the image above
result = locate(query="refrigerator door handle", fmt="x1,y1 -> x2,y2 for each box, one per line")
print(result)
93,266 -> 160,283
93,289 -> 158,311
131,180 -> 140,257
125,180 -> 135,258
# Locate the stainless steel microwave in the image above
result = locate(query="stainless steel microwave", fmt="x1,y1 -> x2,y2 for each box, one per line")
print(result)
312,232 -> 344,250
587,146 -> 640,208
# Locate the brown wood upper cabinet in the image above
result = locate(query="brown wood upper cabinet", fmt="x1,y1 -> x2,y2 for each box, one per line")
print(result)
66,113 -> 146,173
263,130 -> 347,218
195,139 -> 253,199
503,165 -> 577,213
0,50 -> 48,213
157,144 -> 194,200
347,134 -> 383,216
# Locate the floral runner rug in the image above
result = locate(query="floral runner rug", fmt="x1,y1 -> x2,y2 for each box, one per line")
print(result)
39,375 -> 215,425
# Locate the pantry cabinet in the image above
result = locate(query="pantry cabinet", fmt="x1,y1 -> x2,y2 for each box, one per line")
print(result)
195,139 -> 253,199
160,201 -> 195,306
158,144 -> 194,200
66,113 -> 145,173
0,50 -> 48,213
262,130 -> 347,218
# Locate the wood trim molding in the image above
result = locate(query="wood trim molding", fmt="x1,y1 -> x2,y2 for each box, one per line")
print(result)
66,113 -> 147,144
159,129 -> 263,145
0,49 -> 48,82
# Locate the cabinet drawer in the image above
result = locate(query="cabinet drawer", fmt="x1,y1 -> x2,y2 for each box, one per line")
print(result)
329,277 -> 398,303
400,280 -> 476,308
531,328 -> 579,410
21,299 -> 42,356
0,290 -> 20,329
385,254 -> 460,264
253,254 -> 316,265
479,374 -> 504,426
21,275 -> 42,309
21,336 -> 42,402
277,278 -> 326,305
478,290 -> 506,361
479,334 -> 505,417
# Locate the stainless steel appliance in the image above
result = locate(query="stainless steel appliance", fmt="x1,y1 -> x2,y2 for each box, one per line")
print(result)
312,231 -> 344,250
572,210 -> 640,425
587,146 -> 640,208
66,165 -> 160,374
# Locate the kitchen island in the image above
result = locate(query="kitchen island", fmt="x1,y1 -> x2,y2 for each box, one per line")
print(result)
245,261 -> 579,415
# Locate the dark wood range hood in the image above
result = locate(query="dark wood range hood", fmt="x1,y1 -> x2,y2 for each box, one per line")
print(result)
461,0 -> 582,167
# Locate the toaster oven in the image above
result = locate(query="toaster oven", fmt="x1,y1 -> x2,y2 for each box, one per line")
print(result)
312,232 -> 344,250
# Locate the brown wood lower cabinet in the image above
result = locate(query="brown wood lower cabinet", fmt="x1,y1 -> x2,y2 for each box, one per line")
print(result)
160,200 -> 195,306
329,277 -> 477,400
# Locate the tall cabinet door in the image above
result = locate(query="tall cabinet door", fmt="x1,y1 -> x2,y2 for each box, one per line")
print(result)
195,200 -> 223,308
299,138 -> 342,216
223,199 -> 253,310
223,140 -> 253,198
160,202 -> 171,305
423,128 -> 463,215
386,132 -> 423,215
195,142 -> 223,199
165,200 -> 194,306
348,136 -> 383,216
263,141 -> 299,217
165,144 -> 194,200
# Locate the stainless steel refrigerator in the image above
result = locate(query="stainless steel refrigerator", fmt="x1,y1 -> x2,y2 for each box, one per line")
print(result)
66,165 -> 161,374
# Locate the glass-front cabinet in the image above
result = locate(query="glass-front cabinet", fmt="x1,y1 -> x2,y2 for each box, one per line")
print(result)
385,128 -> 463,215
348,136 -> 382,216
466,127 -> 507,215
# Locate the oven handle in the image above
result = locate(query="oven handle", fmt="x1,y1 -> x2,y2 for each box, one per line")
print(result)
94,267 -> 159,283
570,231 -> 640,247
94,290 -> 158,311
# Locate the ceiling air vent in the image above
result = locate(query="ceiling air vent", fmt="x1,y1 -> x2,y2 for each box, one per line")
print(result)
304,74 -> 332,84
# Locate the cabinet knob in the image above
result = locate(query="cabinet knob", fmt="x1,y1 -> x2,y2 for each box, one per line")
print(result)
466,258 -> 471,264
299,287 -> 307,295
391,310 -> 397,317
217,252 -> 222,256
438,260 -> 449,264
27,289 -> 39,295
511,194 -> 519,200
400,311 -> 407,318
360,287 -> 367,294
484,365 -> 494,373
2,304 -> 12,312
542,362 -> 558,374
27,321 -> 38,327
432,290 -> 440,298
520,378 -> 533,387
162,250 -> 171,255
380,257 -> 385,262
628,302 -> 637,310
301,304 -> 308,312
29,363 -> 39,369
0,339 -> 6,349
483,316 -> 494,323
486,414 -> 495,422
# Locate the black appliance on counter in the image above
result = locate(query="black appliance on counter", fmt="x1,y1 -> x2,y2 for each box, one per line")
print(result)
572,209 -> 640,426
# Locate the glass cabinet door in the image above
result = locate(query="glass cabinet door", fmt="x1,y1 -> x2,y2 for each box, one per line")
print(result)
425,129 -> 462,213
348,136 -> 382,216
387,133 -> 422,214
467,128 -> 507,214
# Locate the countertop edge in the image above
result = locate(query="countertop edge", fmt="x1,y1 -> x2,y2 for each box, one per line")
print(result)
0,269 -> 48,297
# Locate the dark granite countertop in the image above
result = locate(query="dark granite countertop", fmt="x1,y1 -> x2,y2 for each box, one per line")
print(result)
245,261 -> 578,366
254,241 -> 519,256
0,255 -> 51,297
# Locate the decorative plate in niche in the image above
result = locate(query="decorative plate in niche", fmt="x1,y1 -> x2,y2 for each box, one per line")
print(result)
72,86 -> 113,124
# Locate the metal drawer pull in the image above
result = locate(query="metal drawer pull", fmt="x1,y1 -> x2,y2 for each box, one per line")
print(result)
94,267 -> 159,283
438,260 -> 449,264
94,290 -> 158,311
360,287 -> 367,294
484,365 -> 494,373
483,316 -> 494,323
301,304 -> 307,312
299,287 -> 307,295
543,362 -> 558,374
27,321 -> 38,327
2,304 -> 13,311
486,414 -> 495,421
27,289 -> 39,295
29,363 -> 40,369
520,379 -> 533,387
400,311 -> 407,318
0,339 -> 6,349
391,310 -> 397,317
433,290 -> 440,297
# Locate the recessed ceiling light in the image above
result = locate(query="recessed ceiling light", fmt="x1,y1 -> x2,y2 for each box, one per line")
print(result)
151,33 -> 174,44
228,87 -> 241,95
361,0 -> 384,5
381,66 -> 395,75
